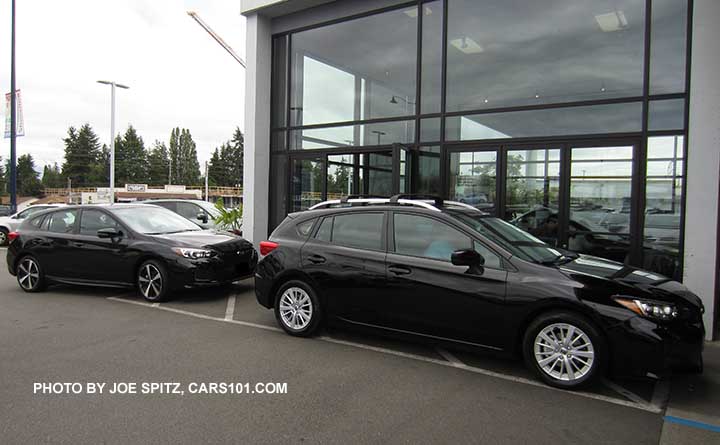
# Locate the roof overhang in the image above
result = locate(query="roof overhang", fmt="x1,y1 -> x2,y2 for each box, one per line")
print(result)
241,0 -> 336,18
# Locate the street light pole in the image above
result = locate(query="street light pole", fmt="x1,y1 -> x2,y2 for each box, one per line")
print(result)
9,0 -> 17,213
97,80 -> 129,204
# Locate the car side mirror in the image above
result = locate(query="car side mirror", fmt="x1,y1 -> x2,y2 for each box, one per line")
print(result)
197,212 -> 208,224
451,249 -> 484,267
97,228 -> 123,239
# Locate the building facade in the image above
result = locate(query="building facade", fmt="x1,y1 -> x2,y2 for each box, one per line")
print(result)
241,0 -> 719,339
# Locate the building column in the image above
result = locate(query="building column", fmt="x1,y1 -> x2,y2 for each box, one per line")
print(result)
242,13 -> 272,246
684,0 -> 720,340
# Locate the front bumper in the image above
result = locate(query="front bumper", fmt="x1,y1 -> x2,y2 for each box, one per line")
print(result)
167,249 -> 258,289
604,311 -> 705,378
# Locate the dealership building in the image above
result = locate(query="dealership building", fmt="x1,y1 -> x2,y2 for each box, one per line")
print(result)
240,0 -> 719,339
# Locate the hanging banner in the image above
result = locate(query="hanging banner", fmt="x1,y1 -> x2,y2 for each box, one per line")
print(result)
4,90 -> 25,138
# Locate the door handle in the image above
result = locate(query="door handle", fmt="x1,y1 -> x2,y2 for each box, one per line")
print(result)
388,265 -> 411,275
308,254 -> 326,264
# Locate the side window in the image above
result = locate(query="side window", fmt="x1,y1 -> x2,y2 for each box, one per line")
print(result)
47,210 -> 79,234
27,215 -> 46,231
296,218 -> 316,237
473,241 -> 502,270
393,213 -> 472,262
153,202 -> 176,212
16,207 -> 40,219
331,213 -> 383,251
80,210 -> 120,236
315,217 -> 332,242
176,202 -> 202,220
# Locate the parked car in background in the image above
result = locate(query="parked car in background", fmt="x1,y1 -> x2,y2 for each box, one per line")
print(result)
142,199 -> 241,233
6,204 -> 257,301
0,205 -> 12,217
0,204 -> 63,246
255,196 -> 704,389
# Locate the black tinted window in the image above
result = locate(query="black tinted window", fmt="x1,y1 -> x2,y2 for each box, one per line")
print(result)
80,210 -> 120,236
27,215 -> 46,230
394,213 -> 472,262
176,202 -> 201,220
47,210 -> 78,234
315,217 -> 332,242
331,213 -> 383,251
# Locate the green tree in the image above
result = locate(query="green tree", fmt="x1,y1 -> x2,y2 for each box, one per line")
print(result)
168,127 -> 201,185
228,127 -> 244,186
147,140 -> 169,186
88,144 -> 110,187
41,163 -> 64,189
14,154 -> 43,196
207,147 -> 224,186
115,125 -> 148,186
62,124 -> 101,187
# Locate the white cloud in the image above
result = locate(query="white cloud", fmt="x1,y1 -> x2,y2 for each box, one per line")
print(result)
0,0 -> 246,176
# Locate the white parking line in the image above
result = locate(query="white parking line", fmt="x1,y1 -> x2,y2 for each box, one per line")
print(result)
152,303 -> 160,308
225,295 -> 236,321
107,296 -> 662,414
436,347 -> 466,366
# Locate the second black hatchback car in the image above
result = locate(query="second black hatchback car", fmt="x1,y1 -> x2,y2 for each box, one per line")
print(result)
255,196 -> 705,389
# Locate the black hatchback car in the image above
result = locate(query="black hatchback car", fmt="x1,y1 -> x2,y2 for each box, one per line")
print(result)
7,204 -> 257,301
255,196 -> 705,389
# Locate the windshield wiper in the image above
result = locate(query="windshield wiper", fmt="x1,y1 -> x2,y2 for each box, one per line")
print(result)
540,251 -> 579,266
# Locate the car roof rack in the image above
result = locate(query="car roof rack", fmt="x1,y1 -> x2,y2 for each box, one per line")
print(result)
308,195 -> 483,213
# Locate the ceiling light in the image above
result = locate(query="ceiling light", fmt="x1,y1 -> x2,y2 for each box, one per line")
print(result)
595,11 -> 628,32
450,37 -> 483,54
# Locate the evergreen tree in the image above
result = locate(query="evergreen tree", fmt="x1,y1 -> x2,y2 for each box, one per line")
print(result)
168,127 -> 201,185
89,144 -> 110,187
147,140 -> 170,186
62,124 -> 101,187
41,163 -> 64,189
115,125 -> 148,185
15,154 -> 43,196
229,127 -> 244,186
207,147 -> 224,186
0,156 -> 5,196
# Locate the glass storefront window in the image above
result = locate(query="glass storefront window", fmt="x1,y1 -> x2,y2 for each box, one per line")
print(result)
419,117 -> 441,143
650,0 -> 688,95
291,158 -> 324,211
359,152 -> 393,196
449,150 -> 497,213
289,120 -> 415,150
506,148 -> 561,245
445,102 -> 642,141
568,145 -> 634,263
644,135 -> 685,280
648,99 -> 685,131
421,1 -> 443,114
272,36 -> 289,128
446,0 -> 645,112
289,7 -> 417,126
327,154 -> 355,200
417,146 -> 441,195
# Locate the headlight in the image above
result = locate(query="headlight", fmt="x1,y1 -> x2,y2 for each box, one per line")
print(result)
172,247 -> 216,259
613,296 -> 678,321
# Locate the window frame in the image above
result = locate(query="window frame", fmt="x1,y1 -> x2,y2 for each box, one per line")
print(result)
45,209 -> 81,235
78,209 -> 126,238
312,210 -> 387,252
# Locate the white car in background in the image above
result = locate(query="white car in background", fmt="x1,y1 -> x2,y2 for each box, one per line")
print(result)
0,205 -> 63,246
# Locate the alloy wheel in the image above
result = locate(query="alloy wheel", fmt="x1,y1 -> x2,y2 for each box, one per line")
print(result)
138,264 -> 163,300
534,323 -> 595,382
278,287 -> 313,330
0,230 -> 7,245
18,258 -> 40,291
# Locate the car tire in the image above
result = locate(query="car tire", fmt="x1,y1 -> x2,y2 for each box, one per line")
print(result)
274,280 -> 321,337
137,260 -> 169,302
16,255 -> 47,293
0,227 -> 8,246
523,311 -> 606,389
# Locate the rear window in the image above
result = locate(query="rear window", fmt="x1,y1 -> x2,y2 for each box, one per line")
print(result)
24,215 -> 46,231
296,218 -> 316,237
329,213 -> 384,251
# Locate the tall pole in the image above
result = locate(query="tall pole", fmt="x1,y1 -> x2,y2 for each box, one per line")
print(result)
9,0 -> 17,213
110,83 -> 116,203
204,161 -> 209,201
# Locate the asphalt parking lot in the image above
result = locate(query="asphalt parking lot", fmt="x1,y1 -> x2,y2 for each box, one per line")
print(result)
1,254 -> 718,444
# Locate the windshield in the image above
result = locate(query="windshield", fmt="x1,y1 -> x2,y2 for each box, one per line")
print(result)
113,207 -> 202,235
449,210 -> 565,264
194,200 -> 221,218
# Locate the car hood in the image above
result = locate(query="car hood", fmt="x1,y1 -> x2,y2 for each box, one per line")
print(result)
150,230 -> 252,250
558,254 -> 703,309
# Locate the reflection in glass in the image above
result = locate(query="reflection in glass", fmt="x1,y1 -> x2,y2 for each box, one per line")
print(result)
290,7 -> 417,126
648,99 -> 685,131
506,148 -> 561,246
291,158 -> 323,211
327,154 -> 355,200
270,155 -> 288,230
417,146 -> 441,195
568,146 -> 634,263
289,120 -> 415,150
421,1 -> 443,114
445,102 -> 642,141
359,152 -> 393,196
644,136 -> 685,280
650,0 -> 688,94
449,150 -> 497,213
420,117 -> 442,142
272,36 -> 289,128
446,0 -> 645,112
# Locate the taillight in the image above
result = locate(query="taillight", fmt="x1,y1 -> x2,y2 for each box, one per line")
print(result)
8,231 -> 19,243
259,241 -> 279,256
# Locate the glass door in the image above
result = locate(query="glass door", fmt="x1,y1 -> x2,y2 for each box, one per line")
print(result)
448,148 -> 498,214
